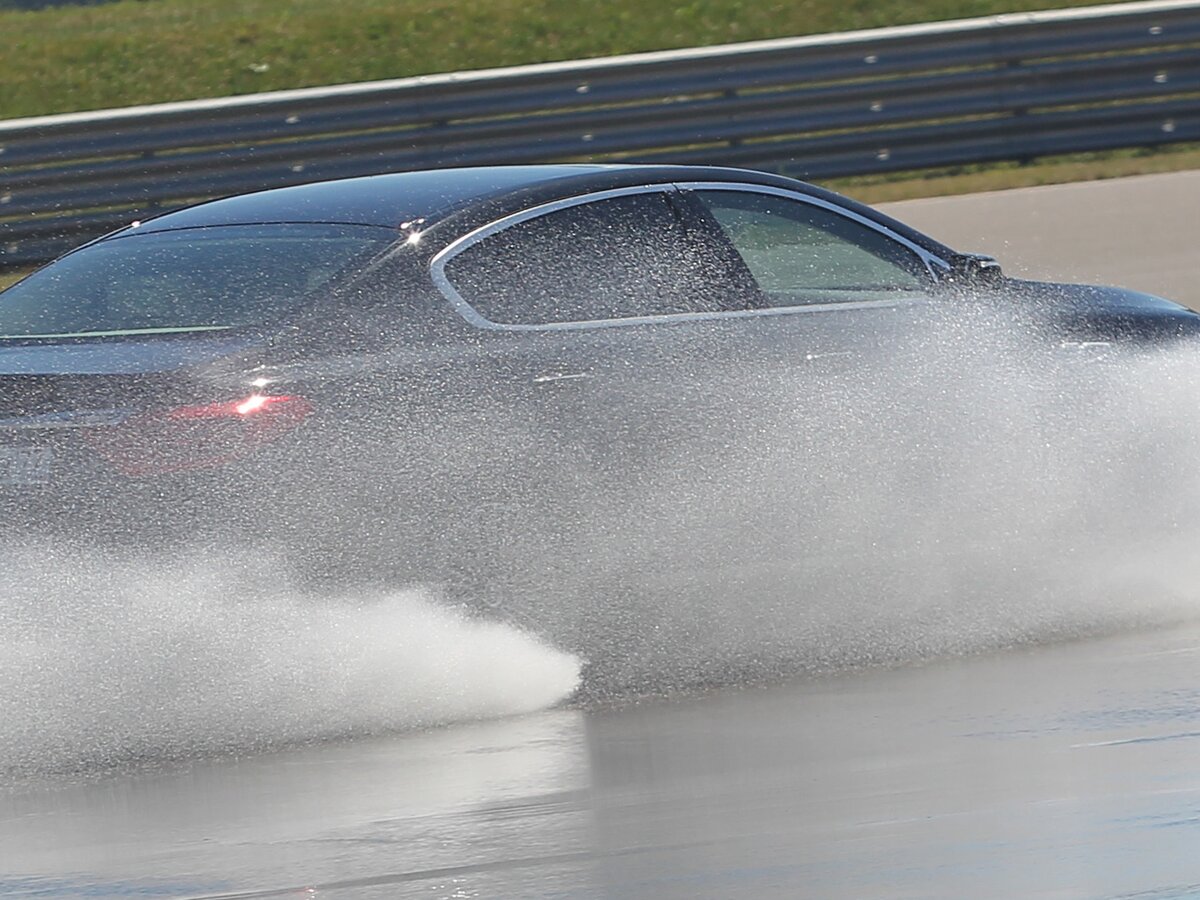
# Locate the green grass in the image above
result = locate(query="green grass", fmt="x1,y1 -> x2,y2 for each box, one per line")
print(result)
0,0 -> 1147,120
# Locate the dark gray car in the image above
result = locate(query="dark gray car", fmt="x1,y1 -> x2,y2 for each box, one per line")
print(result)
1,164 -> 1195,612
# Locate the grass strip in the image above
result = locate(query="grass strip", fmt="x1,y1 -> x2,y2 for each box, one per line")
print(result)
0,0 -> 1145,120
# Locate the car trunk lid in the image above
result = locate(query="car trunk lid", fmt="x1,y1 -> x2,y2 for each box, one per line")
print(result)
0,333 -> 310,484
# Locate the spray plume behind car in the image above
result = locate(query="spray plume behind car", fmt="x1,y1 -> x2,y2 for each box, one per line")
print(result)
4,301 -> 1200,777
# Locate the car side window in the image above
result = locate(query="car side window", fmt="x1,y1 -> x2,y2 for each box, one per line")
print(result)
442,191 -> 733,326
691,190 -> 930,307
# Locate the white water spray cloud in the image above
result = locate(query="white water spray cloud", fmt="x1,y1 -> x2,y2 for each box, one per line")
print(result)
0,546 -> 579,776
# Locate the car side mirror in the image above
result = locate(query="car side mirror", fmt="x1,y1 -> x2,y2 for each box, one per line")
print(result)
946,252 -> 1003,287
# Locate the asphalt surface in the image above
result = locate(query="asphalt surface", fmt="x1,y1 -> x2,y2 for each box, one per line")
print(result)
4,171 -> 1200,899
8,624 -> 1200,899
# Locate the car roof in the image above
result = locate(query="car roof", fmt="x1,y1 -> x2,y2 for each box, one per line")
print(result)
114,164 -> 955,260
121,164 -> 826,234
128,165 -> 616,234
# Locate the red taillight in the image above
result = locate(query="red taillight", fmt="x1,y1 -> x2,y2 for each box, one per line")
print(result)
85,394 -> 313,476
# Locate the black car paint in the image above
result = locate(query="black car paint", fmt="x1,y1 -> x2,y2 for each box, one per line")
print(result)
1,165 -> 1197,583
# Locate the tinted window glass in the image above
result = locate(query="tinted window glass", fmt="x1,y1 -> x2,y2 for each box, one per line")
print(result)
443,192 -> 732,325
0,224 -> 394,340
694,191 -> 929,306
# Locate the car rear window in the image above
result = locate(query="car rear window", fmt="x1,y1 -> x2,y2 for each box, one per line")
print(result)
0,224 -> 395,340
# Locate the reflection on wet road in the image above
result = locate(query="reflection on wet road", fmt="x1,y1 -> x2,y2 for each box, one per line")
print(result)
7,624 -> 1200,898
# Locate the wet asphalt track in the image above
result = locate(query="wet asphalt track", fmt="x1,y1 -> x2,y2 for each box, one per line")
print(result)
8,624 -> 1200,899
4,171 -> 1200,899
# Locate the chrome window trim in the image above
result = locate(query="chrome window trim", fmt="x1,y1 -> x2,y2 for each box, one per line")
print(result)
429,182 -> 949,333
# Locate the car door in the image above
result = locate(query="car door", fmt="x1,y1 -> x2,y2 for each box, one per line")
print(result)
669,183 -> 964,569
431,186 -> 757,463
425,185 -> 784,596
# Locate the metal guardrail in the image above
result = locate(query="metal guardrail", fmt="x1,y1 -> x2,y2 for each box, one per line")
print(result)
3,0 -> 1200,268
